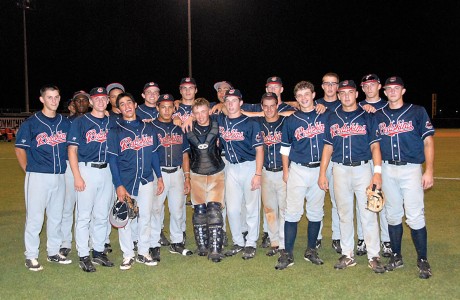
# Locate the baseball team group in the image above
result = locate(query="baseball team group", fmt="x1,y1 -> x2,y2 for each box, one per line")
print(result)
14,72 -> 435,279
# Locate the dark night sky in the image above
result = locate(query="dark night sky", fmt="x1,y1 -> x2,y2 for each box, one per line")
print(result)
1,0 -> 459,118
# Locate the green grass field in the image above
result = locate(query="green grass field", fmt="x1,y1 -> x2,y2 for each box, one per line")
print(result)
1,131 -> 459,299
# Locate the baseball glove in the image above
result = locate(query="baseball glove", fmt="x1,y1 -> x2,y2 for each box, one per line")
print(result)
366,184 -> 385,213
125,196 -> 139,219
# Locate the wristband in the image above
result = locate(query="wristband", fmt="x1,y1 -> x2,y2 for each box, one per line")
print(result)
374,165 -> 382,174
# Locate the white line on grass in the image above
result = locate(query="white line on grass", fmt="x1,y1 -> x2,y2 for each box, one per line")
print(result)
434,177 -> 460,181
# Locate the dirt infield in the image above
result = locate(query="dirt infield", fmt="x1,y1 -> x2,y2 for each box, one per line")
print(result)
435,129 -> 460,137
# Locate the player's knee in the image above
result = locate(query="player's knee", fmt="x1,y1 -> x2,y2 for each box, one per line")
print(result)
405,215 -> 426,230
285,213 -> 301,223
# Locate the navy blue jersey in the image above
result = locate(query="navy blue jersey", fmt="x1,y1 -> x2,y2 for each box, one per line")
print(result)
67,114 -> 78,123
359,98 -> 388,110
241,103 -> 262,113
107,118 -> 162,196
173,103 -> 193,123
67,113 -> 110,163
217,114 -> 263,163
152,119 -> 190,167
136,103 -> 159,120
281,110 -> 329,164
374,103 -> 435,164
15,111 -> 70,174
316,98 -> 341,112
278,102 -> 297,112
324,106 -> 380,164
259,116 -> 286,169
108,111 -> 122,129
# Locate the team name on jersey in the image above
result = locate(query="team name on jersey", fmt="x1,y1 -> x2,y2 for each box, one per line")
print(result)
378,121 -> 414,137
262,131 -> 281,146
120,135 -> 154,152
86,129 -> 108,143
219,127 -> 244,142
330,123 -> 367,138
36,131 -> 67,147
294,123 -> 325,141
158,133 -> 183,147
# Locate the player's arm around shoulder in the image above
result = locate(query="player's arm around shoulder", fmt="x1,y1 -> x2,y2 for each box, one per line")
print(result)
422,135 -> 434,190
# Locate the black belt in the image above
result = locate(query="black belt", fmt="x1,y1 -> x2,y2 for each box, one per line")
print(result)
161,167 -> 179,173
340,160 -> 368,167
385,160 -> 408,166
265,166 -> 283,172
298,162 -> 321,168
85,162 -> 108,169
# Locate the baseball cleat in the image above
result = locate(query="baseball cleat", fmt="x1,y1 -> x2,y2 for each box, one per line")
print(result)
159,229 -> 171,246
136,254 -> 157,266
196,246 -> 209,256
385,253 -> 404,271
417,259 -> 432,279
25,258 -> 43,272
208,252 -> 225,263
224,244 -> 244,257
104,243 -> 113,254
169,243 -> 193,256
315,239 -> 322,250
79,256 -> 96,272
266,246 -> 279,257
59,247 -> 71,257
92,253 -> 114,267
260,232 -> 270,248
149,247 -> 161,263
47,253 -> 72,264
120,257 -> 135,270
332,239 -> 342,254
242,246 -> 256,260
275,250 -> 294,270
381,242 -> 393,258
368,257 -> 386,273
334,255 -> 357,270
356,239 -> 367,256
304,248 -> 324,265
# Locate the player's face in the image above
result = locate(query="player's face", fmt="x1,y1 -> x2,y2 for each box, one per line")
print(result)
361,82 -> 381,100
68,101 -> 76,114
337,88 -> 358,110
295,88 -> 316,111
118,96 -> 138,121
192,105 -> 210,126
157,101 -> 175,122
142,87 -> 160,107
224,96 -> 242,116
217,83 -> 232,103
261,98 -> 278,121
109,88 -> 124,108
266,84 -> 283,100
90,95 -> 109,113
384,85 -> 406,104
74,96 -> 90,114
179,84 -> 197,101
322,76 -> 339,99
40,90 -> 61,112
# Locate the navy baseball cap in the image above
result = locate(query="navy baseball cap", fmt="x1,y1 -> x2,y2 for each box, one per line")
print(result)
224,89 -> 243,100
143,82 -> 160,91
260,92 -> 278,103
214,81 -> 233,92
360,74 -> 380,86
157,94 -> 175,104
90,87 -> 108,97
338,80 -> 357,90
72,90 -> 90,100
266,76 -> 283,86
180,77 -> 196,86
384,76 -> 404,88
106,82 -> 125,93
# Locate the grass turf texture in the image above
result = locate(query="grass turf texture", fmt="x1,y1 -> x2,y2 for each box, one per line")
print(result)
0,130 -> 459,299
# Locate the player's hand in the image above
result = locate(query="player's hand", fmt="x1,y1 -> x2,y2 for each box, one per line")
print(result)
184,178 -> 191,194
318,174 -> 329,191
282,171 -> 289,183
74,176 -> 86,192
174,100 -> 181,110
421,170 -> 434,190
370,173 -> 382,190
210,103 -> 224,114
362,104 -> 377,113
156,178 -> 165,195
315,104 -> 327,114
181,117 -> 194,133
116,186 -> 130,202
251,174 -> 261,191
173,116 -> 182,127
142,118 -> 154,123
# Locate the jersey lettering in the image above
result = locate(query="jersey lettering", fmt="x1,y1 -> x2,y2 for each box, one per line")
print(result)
294,122 -> 325,141
378,121 -> 414,137
86,129 -> 108,143
219,127 -> 244,142
120,135 -> 154,152
330,123 -> 367,138
36,131 -> 67,147
262,131 -> 282,146
158,133 -> 183,147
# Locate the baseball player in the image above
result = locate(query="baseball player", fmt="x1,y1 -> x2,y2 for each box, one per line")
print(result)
218,89 -> 264,260
107,92 -> 165,270
276,81 -> 328,270
15,84 -> 72,271
185,98 -> 226,262
318,80 -> 385,273
68,87 -> 114,272
374,76 -> 434,279
60,90 -> 90,257
67,98 -> 76,118
152,94 -> 193,256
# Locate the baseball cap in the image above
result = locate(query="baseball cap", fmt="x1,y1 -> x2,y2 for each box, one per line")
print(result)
157,94 -> 175,104
109,200 -> 129,228
214,81 -> 233,92
106,82 -> 125,93
180,77 -> 196,86
260,92 -> 278,103
143,82 -> 160,91
384,76 -> 404,88
72,90 -> 90,101
90,87 -> 108,97
224,89 -> 243,100
266,76 -> 283,86
338,80 -> 357,90
360,74 -> 380,86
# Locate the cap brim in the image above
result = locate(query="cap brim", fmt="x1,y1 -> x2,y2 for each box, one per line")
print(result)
90,93 -> 108,97
360,80 -> 380,86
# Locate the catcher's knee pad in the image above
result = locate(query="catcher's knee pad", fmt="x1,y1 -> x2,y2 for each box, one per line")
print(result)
207,202 -> 223,226
193,203 -> 207,225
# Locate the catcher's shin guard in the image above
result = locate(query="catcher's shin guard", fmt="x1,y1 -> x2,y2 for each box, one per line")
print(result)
207,202 -> 224,262
193,204 -> 209,256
